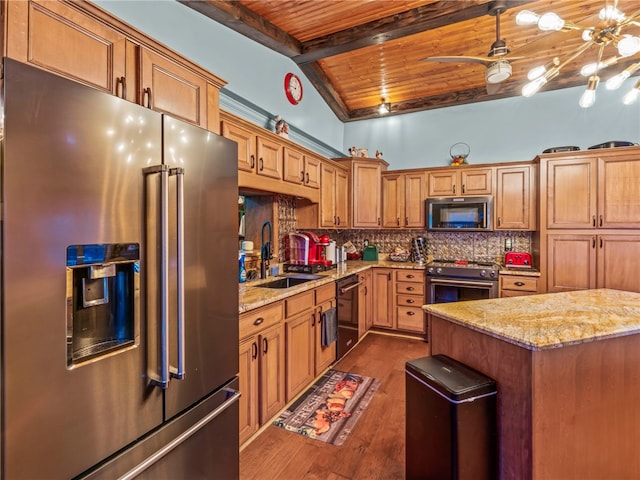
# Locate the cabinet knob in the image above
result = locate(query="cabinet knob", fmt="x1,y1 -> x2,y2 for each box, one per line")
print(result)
263,337 -> 268,354
407,286 -> 415,291
143,87 -> 153,108
253,317 -> 264,326
407,311 -> 415,316
300,170 -> 305,182
462,184 -> 465,194
407,274 -> 414,279
250,155 -> 255,168
453,185 -> 456,195
251,342 -> 258,360
116,76 -> 127,99
259,158 -> 264,171
306,172 -> 310,184
515,281 -> 525,287
407,299 -> 415,304
497,216 -> 502,227
599,214 -> 603,227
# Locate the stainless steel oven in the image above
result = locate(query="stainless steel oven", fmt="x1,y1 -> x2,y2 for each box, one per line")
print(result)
426,261 -> 499,304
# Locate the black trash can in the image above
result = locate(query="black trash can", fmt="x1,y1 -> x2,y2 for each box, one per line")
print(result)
405,354 -> 497,480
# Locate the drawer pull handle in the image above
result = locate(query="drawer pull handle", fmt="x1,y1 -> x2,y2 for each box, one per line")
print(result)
407,299 -> 415,304
515,282 -> 525,287
407,274 -> 414,279
407,311 -> 415,316
251,342 -> 258,360
407,286 -> 415,291
263,338 -> 268,354
253,317 -> 264,326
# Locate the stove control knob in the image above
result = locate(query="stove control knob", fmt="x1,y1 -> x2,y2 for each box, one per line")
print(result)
436,267 -> 442,274
480,270 -> 487,277
489,270 -> 497,278
427,267 -> 434,274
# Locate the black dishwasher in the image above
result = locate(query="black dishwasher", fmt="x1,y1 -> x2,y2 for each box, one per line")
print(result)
336,274 -> 362,360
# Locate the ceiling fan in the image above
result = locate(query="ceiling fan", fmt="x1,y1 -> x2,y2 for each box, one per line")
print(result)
422,0 -> 521,94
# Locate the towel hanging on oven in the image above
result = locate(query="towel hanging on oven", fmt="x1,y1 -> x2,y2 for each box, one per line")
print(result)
321,307 -> 337,346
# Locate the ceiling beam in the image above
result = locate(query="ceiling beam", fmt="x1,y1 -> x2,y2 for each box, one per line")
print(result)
178,0 -> 302,57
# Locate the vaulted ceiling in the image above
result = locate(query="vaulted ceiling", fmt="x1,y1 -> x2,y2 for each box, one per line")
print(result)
180,0 -> 640,121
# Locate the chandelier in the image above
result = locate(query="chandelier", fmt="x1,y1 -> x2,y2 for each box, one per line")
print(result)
516,3 -> 640,107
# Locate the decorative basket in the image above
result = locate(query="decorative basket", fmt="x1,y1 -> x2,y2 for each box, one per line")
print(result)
449,142 -> 470,166
390,252 -> 411,262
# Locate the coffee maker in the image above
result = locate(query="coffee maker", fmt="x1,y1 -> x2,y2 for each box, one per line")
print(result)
285,231 -> 335,272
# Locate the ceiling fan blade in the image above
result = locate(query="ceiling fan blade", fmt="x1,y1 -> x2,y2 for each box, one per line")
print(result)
486,81 -> 503,95
422,56 -> 493,66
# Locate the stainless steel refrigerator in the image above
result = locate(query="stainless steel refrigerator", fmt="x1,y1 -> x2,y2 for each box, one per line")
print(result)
1,58 -> 240,479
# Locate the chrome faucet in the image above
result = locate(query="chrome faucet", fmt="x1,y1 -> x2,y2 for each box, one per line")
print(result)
260,221 -> 272,279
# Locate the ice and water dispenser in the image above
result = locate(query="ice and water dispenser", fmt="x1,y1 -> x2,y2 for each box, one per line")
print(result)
66,244 -> 140,366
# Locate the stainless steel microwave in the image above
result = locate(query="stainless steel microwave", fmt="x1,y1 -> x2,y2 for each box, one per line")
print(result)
426,196 -> 493,231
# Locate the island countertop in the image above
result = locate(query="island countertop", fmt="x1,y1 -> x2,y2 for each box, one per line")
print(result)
423,288 -> 640,350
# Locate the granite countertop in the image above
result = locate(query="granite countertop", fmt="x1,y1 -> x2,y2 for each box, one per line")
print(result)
424,289 -> 640,350
239,259 -> 426,313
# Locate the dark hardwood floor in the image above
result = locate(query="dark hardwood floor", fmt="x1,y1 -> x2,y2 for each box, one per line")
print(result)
240,333 -> 429,480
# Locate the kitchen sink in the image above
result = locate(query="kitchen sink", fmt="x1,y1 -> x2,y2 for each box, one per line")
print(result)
256,274 -> 323,289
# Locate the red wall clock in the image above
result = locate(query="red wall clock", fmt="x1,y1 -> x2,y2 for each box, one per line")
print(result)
284,72 -> 303,105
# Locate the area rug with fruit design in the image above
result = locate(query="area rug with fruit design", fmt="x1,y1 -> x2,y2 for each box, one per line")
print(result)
273,369 -> 381,446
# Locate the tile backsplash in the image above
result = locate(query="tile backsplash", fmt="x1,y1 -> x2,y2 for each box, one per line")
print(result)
276,195 -> 532,264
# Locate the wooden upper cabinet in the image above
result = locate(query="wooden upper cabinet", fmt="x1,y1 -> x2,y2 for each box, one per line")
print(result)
283,147 -> 320,189
382,171 -> 426,228
319,162 -> 349,228
495,164 -> 536,230
598,155 -> 640,228
256,135 -> 283,180
335,158 -> 387,228
139,48 -> 208,127
221,120 -> 256,172
545,157 -> 597,229
545,153 -> 640,229
427,167 -> 492,197
5,0 -> 127,96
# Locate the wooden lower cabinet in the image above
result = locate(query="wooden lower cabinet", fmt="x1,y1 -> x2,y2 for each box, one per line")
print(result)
499,274 -> 539,297
238,323 -> 285,445
546,233 -> 640,293
371,268 -> 394,328
395,270 -> 427,334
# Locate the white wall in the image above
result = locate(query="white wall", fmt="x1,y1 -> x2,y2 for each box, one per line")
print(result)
96,0 -> 640,169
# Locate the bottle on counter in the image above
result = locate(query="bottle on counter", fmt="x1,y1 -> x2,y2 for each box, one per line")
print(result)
239,250 -> 247,283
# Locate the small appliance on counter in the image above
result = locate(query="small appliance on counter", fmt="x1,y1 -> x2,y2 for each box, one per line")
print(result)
284,231 -> 337,273
504,252 -> 533,268
363,245 -> 379,261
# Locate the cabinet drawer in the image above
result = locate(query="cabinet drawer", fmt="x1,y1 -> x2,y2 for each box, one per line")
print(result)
395,270 -> 423,283
240,301 -> 284,339
315,282 -> 336,305
396,294 -> 424,307
500,290 -> 534,298
396,281 -> 424,295
500,275 -> 538,292
285,290 -> 315,318
396,307 -> 426,333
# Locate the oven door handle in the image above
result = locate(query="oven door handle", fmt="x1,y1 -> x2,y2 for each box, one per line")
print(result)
339,281 -> 364,294
429,278 -> 496,288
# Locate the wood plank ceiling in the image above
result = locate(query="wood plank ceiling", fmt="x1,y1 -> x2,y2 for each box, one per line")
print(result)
180,0 -> 640,121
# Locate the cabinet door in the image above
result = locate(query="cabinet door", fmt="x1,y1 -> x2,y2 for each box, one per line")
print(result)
221,121 -> 256,172
363,270 -> 373,331
304,155 -> 321,189
140,48 -> 208,127
320,163 -> 338,228
597,235 -> 640,292
259,324 -> 286,423
283,146 -> 305,185
371,269 -> 394,328
256,136 -> 283,180
546,234 -> 596,292
546,158 -> 597,229
239,336 -> 259,444
352,161 -> 382,228
6,0 -> 127,96
382,174 -> 404,228
335,168 -> 349,228
315,300 -> 337,374
495,165 -> 535,230
405,172 -> 426,228
460,168 -> 492,195
285,313 -> 314,401
428,170 -> 457,197
598,156 -> 640,228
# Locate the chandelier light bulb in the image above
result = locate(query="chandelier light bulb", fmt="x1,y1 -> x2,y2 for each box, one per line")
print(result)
622,80 -> 640,105
606,71 -> 631,90
522,76 -> 547,97
527,65 -> 547,80
538,12 -> 565,31
579,76 -> 599,108
580,62 -> 604,76
582,28 -> 595,42
378,99 -> 390,115
516,10 -> 540,26
599,6 -> 625,22
618,35 -> 640,57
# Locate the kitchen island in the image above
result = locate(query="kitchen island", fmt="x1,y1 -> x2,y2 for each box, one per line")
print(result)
424,289 -> 640,480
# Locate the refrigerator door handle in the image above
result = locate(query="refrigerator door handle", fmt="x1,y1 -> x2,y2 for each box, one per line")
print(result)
116,388 -> 241,480
145,164 -> 171,389
169,167 -> 185,380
